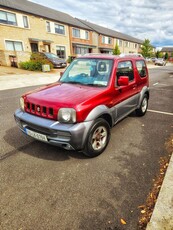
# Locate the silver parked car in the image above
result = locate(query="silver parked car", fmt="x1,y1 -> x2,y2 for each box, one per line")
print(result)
155,58 -> 166,66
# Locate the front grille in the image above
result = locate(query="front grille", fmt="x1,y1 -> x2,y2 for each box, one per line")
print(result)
25,102 -> 54,119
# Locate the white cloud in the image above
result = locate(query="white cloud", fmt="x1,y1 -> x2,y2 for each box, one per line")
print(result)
33,0 -> 173,47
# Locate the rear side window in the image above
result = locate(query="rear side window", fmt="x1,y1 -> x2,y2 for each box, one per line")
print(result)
116,61 -> 134,82
136,60 -> 147,78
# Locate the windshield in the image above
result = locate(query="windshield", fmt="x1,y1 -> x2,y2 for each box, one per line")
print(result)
60,58 -> 113,87
45,53 -> 60,59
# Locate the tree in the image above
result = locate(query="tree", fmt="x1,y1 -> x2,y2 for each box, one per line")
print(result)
164,52 -> 168,60
140,39 -> 153,58
155,51 -> 162,58
113,43 -> 121,55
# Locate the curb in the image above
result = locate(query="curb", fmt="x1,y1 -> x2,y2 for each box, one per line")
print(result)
146,151 -> 173,230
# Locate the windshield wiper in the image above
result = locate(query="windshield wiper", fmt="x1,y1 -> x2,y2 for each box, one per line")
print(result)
86,83 -> 106,87
60,81 -> 85,85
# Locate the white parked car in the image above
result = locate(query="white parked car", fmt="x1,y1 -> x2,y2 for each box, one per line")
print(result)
155,58 -> 166,66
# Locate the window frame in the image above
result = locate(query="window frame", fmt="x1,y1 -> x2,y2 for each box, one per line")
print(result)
85,31 -> 89,40
136,60 -> 147,78
108,37 -> 112,44
5,40 -> 24,51
102,36 -> 105,44
23,15 -> 29,28
55,23 -> 65,35
116,60 -> 134,84
0,10 -> 17,26
46,21 -> 51,32
72,28 -> 80,38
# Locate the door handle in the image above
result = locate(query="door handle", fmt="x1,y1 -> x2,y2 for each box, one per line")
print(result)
132,84 -> 137,90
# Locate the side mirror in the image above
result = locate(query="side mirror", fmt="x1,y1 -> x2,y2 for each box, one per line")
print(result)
118,76 -> 129,86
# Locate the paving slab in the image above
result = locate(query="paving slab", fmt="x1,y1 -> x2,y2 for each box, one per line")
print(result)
0,66 -> 62,91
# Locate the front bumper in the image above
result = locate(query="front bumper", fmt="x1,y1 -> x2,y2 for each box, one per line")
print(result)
54,63 -> 67,68
14,109 -> 93,151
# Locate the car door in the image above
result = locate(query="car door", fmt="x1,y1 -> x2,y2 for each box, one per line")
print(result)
112,60 -> 139,121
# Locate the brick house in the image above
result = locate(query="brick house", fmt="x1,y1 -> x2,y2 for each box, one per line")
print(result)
0,0 -> 143,67
77,19 -> 143,54
161,47 -> 173,58
0,0 -> 93,66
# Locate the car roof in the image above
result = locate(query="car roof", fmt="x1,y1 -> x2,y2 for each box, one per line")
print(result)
78,53 -> 145,61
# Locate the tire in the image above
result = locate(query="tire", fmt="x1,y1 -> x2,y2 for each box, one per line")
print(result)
136,95 -> 148,116
83,118 -> 110,157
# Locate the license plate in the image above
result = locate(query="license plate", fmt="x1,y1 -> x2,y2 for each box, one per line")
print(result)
25,129 -> 47,142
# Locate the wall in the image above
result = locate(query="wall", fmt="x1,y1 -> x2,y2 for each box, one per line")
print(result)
0,7 -> 71,65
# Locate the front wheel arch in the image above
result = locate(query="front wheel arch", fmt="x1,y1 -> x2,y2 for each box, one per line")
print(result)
82,118 -> 111,157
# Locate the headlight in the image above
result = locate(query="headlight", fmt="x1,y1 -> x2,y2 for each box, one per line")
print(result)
58,108 -> 76,123
20,97 -> 24,111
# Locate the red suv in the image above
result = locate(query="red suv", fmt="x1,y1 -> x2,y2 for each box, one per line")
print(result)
14,54 -> 149,157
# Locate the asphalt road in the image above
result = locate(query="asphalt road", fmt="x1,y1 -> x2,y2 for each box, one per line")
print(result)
0,66 -> 173,230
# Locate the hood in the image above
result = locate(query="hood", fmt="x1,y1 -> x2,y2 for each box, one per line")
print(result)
24,82 -> 105,109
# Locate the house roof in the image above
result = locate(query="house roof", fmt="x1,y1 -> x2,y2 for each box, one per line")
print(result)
161,47 -> 173,52
0,0 -> 92,30
0,0 -> 143,44
76,18 -> 143,44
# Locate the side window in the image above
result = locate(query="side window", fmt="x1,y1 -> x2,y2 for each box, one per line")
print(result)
136,60 -> 147,78
116,61 -> 134,83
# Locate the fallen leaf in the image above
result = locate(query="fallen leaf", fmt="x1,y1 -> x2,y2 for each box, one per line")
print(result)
138,205 -> 145,209
120,218 -> 127,225
141,210 -> 146,214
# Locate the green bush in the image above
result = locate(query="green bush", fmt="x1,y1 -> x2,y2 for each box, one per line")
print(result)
19,60 -> 44,71
19,53 -> 53,71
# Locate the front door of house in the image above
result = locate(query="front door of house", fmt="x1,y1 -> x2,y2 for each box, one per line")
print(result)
30,43 -> 38,52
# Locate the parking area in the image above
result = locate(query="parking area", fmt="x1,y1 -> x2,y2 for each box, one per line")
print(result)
0,66 -> 173,230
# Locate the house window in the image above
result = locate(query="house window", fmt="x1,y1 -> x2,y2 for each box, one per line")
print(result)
6,40 -> 23,51
85,31 -> 89,40
134,43 -> 138,49
117,39 -> 123,47
108,37 -> 112,44
72,28 -> 80,38
55,24 -> 65,35
102,36 -> 105,44
0,10 -> 17,26
46,21 -> 51,32
125,41 -> 130,47
23,16 -> 29,28
56,46 -> 66,59
74,47 -> 88,55
119,40 -> 123,47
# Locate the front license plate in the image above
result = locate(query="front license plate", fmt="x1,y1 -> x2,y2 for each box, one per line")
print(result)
25,129 -> 48,142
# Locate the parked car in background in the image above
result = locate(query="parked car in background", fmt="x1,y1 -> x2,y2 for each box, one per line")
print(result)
155,58 -> 166,66
151,57 -> 157,63
33,52 -> 67,68
145,57 -> 151,62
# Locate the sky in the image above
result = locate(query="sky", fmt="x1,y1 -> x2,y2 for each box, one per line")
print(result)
31,0 -> 173,48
